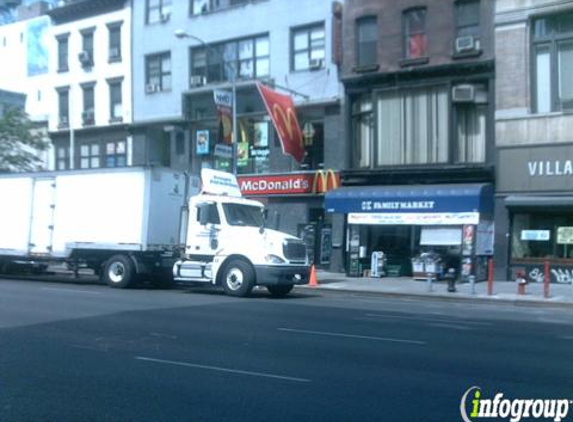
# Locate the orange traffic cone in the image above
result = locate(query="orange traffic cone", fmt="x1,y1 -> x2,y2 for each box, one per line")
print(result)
309,264 -> 318,287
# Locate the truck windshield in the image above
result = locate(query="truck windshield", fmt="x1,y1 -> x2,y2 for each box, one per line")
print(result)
222,203 -> 264,227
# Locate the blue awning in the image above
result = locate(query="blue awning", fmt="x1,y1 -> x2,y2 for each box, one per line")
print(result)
325,183 -> 493,215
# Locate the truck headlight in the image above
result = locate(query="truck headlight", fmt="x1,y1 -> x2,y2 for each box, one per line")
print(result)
264,254 -> 285,264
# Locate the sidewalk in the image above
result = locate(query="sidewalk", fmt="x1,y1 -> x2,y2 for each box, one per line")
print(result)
307,269 -> 573,306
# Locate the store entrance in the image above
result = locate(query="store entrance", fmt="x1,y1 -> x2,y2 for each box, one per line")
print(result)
367,225 -> 420,277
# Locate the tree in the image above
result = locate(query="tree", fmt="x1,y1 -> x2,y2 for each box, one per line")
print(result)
0,106 -> 49,172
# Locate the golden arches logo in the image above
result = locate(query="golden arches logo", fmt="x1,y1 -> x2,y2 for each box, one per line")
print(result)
272,103 -> 303,147
312,170 -> 339,194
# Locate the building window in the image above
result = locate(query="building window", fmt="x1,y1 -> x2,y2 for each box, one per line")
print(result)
511,213 -> 573,261
79,29 -> 94,68
57,35 -> 69,72
108,79 -> 123,122
356,17 -> 377,67
351,95 -> 374,168
191,0 -> 215,14
56,146 -> 69,170
375,86 -> 448,166
301,121 -> 324,170
145,52 -> 171,92
403,8 -> 427,59
81,84 -> 95,126
456,103 -> 486,163
80,143 -> 100,169
147,0 -> 172,24
455,0 -> 480,51
105,140 -> 127,167
190,0 -> 247,15
57,88 -> 69,127
532,12 -> 573,113
291,23 -> 325,71
190,35 -> 269,85
108,23 -> 122,62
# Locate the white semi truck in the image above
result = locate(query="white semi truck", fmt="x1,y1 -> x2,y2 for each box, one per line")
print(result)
0,167 -> 309,297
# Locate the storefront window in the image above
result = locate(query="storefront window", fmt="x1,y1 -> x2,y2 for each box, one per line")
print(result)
511,213 -> 573,260
191,118 -> 271,175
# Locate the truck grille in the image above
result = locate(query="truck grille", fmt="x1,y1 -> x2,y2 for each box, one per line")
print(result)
283,239 -> 307,263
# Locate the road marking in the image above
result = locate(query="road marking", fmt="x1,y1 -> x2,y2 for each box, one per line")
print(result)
559,336 -> 573,341
40,287 -> 102,295
277,328 -> 426,345
134,356 -> 311,383
426,323 -> 473,331
364,313 -> 492,326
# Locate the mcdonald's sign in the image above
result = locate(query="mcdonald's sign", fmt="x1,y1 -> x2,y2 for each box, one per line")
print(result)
237,170 -> 340,196
311,169 -> 340,194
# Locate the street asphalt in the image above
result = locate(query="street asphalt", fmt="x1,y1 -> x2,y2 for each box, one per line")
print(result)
1,276 -> 572,422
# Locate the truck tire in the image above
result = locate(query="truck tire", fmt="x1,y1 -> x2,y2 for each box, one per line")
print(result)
103,255 -> 134,288
221,259 -> 254,297
267,284 -> 294,298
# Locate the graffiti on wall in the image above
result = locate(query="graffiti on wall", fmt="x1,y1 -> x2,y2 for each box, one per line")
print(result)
513,264 -> 573,284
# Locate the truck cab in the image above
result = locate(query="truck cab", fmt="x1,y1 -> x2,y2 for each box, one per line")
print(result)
173,170 -> 309,297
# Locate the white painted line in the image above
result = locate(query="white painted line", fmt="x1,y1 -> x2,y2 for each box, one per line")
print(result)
40,287 -> 102,295
277,328 -> 426,345
364,313 -> 492,326
134,356 -> 311,383
426,323 -> 473,331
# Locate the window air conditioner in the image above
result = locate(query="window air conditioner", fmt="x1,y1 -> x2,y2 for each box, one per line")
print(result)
59,116 -> 68,125
78,51 -> 92,65
82,110 -> 95,123
189,75 -> 206,87
160,12 -> 170,22
455,36 -> 476,53
452,85 -> 475,103
309,58 -> 323,70
145,83 -> 158,94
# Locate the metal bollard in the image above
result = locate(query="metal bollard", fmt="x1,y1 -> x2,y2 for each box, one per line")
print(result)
426,273 -> 434,292
469,275 -> 476,295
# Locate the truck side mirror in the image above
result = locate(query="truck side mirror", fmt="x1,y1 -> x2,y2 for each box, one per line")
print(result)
262,209 -> 268,220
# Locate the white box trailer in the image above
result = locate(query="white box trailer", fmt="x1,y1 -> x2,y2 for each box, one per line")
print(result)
0,167 -> 197,287
0,168 -> 309,297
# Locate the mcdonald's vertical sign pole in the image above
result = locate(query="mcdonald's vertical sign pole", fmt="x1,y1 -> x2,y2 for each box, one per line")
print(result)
256,82 -> 305,163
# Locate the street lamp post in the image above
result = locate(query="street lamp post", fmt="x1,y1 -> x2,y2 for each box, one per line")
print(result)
174,29 -> 237,175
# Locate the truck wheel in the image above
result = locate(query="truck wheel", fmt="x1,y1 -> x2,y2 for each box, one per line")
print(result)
103,255 -> 134,288
221,260 -> 254,297
267,285 -> 294,298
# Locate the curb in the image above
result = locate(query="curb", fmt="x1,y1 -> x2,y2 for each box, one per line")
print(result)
300,285 -> 573,309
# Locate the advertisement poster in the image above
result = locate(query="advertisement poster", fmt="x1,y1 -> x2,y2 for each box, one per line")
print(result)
557,227 -> 573,245
213,90 -> 233,143
196,130 -> 210,155
237,142 -> 249,167
254,122 -> 268,147
462,224 -> 474,256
